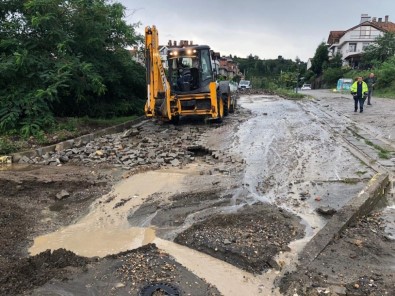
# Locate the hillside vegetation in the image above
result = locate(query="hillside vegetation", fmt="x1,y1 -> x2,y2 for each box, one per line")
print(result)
0,0 -> 146,137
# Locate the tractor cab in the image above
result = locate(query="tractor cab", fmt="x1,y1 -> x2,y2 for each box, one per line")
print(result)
167,45 -> 214,94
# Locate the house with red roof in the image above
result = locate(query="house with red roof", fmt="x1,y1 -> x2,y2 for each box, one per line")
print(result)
327,14 -> 395,68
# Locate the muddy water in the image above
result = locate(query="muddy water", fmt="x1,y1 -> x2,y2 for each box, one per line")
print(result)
155,238 -> 281,295
0,164 -> 38,171
29,169 -> 188,256
228,94 -> 374,278
29,165 -> 281,295
234,95 -> 371,229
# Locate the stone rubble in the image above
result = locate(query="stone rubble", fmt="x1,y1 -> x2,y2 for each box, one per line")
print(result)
19,120 -> 244,173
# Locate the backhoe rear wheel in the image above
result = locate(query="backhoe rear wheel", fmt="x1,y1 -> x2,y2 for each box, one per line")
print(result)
216,96 -> 224,123
170,115 -> 180,125
229,96 -> 236,113
222,93 -> 229,116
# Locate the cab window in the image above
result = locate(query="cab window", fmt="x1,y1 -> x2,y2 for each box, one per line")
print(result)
200,49 -> 212,82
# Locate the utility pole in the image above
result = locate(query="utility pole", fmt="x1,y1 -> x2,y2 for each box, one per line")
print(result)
295,62 -> 300,93
296,72 -> 299,93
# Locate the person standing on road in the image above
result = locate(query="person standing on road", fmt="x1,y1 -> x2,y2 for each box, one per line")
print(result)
350,76 -> 368,113
364,73 -> 376,105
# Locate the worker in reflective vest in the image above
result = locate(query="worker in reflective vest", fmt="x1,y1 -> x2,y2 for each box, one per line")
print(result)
350,76 -> 368,113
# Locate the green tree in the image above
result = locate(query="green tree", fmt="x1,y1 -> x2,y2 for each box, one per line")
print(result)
361,32 -> 395,66
327,52 -> 343,69
322,68 -> 345,86
234,54 -> 306,89
311,42 -> 329,75
321,52 -> 345,87
0,0 -> 145,136
376,56 -> 395,88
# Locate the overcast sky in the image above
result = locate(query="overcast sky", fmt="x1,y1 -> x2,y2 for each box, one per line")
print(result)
119,0 -> 395,62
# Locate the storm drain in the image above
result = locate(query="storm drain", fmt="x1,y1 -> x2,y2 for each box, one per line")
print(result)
139,282 -> 181,296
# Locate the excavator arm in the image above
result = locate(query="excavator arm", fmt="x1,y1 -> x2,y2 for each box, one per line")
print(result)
145,26 -> 171,119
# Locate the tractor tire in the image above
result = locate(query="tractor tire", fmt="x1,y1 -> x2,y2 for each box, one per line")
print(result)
229,96 -> 236,113
216,96 -> 224,123
222,93 -> 229,116
139,283 -> 181,296
170,115 -> 180,125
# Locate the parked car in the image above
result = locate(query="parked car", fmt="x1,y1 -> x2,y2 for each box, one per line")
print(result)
238,80 -> 251,90
301,84 -> 312,90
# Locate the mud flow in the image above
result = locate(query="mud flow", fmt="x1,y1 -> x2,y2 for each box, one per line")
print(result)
3,92 -> 394,296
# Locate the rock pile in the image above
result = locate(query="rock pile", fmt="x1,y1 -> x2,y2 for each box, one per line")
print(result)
19,120 -> 243,172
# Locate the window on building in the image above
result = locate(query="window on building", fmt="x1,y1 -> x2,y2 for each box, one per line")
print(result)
349,43 -> 357,52
360,26 -> 371,37
362,42 -> 370,50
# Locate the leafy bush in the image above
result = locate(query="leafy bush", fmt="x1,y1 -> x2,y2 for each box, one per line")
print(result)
322,67 -> 347,87
0,0 -> 145,136
376,57 -> 395,88
0,138 -> 20,155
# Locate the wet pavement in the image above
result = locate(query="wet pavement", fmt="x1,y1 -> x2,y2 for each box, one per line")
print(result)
302,89 -> 395,239
231,95 -> 374,234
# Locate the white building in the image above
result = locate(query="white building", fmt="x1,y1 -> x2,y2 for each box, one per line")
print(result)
327,14 -> 395,68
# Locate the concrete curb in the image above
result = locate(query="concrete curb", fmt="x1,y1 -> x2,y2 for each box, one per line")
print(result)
298,172 -> 390,265
10,116 -> 147,163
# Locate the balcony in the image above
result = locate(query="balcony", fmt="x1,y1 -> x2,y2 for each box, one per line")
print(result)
343,49 -> 362,59
349,33 -> 381,40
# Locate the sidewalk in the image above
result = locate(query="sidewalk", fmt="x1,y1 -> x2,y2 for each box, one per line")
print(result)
307,89 -> 395,148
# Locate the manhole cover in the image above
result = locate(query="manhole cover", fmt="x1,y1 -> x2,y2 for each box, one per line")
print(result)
139,283 -> 181,296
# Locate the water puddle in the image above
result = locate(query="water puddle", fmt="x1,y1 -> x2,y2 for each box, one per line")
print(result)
155,237 -> 282,295
30,226 -> 156,257
29,168 -> 189,257
0,163 -> 38,171
30,165 -> 281,295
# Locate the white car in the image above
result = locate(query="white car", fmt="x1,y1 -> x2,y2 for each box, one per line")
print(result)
301,84 -> 312,90
238,80 -> 251,90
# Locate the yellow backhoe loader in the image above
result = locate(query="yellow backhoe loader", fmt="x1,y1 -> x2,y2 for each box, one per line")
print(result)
144,26 -> 236,123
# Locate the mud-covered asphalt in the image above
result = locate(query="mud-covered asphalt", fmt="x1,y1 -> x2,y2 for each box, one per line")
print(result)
0,90 -> 394,296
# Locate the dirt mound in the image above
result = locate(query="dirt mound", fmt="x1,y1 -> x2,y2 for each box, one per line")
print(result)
175,203 -> 305,273
0,248 -> 90,295
30,244 -> 221,296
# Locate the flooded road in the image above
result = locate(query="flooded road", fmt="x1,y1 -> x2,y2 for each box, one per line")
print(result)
26,94 -> 383,296
233,95 -> 372,235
